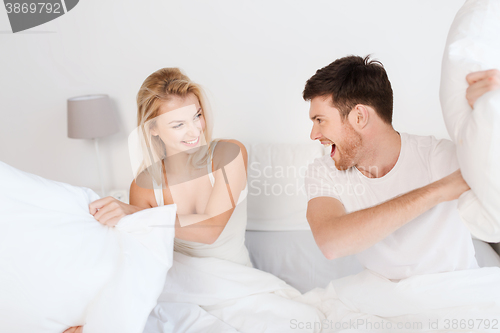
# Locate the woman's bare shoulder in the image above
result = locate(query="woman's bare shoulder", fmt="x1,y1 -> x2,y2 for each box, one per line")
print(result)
215,139 -> 247,152
129,167 -> 159,208
212,139 -> 248,169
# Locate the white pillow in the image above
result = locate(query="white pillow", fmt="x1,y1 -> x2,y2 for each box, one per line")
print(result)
245,143 -> 325,231
0,161 -> 176,333
440,0 -> 500,242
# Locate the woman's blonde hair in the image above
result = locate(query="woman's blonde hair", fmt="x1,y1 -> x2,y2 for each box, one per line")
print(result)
135,68 -> 214,185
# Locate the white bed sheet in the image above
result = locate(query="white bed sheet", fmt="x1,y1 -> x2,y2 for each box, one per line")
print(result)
245,230 -> 500,293
143,234 -> 500,333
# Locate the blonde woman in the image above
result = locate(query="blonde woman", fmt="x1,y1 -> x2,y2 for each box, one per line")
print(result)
63,68 -> 251,333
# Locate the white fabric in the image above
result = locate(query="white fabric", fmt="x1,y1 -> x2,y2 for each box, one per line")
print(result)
245,230 -> 500,294
245,230 -> 364,293
172,191 -> 251,267
473,238 -> 500,269
0,161 -> 176,333
207,141 -> 217,186
142,252 -> 500,333
144,143 -> 330,332
152,141 -> 251,266
440,0 -> 500,242
298,267 -> 500,332
144,252 -> 325,333
153,175 -> 164,208
305,133 -> 478,280
246,142 -> 325,231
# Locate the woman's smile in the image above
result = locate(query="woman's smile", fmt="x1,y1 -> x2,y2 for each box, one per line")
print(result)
182,136 -> 200,147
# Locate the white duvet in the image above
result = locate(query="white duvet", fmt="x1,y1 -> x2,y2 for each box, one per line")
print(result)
144,252 -> 325,333
305,267 -> 500,332
144,253 -> 500,333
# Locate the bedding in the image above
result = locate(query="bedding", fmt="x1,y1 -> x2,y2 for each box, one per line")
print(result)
144,251 -> 325,333
245,231 -> 500,294
440,0 -> 500,242
142,126 -> 500,332
0,161 -> 176,333
143,241 -> 500,333
299,266 -> 500,332
245,230 -> 363,293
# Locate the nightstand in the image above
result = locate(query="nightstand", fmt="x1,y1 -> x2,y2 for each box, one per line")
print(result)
108,189 -> 129,204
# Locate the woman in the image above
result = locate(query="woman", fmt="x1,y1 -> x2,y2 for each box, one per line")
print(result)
63,68 -> 251,333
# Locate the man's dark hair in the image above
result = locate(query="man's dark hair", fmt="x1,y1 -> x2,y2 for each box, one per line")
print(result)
303,55 -> 393,124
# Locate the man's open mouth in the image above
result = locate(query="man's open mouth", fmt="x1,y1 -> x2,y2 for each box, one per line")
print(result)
321,141 -> 336,157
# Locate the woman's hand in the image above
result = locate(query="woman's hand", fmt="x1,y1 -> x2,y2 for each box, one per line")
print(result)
466,69 -> 500,108
63,326 -> 82,333
89,196 -> 142,227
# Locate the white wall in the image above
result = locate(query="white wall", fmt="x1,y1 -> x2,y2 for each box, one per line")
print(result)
0,0 -> 464,193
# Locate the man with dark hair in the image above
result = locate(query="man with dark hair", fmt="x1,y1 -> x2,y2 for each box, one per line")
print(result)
303,55 -> 499,280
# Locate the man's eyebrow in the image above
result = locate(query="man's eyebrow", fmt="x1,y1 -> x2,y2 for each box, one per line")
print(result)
310,115 -> 319,121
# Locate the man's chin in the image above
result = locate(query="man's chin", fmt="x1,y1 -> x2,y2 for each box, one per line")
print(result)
335,165 -> 351,171
333,159 -> 352,171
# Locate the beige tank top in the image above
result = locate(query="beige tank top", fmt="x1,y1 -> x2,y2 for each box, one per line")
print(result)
152,141 -> 252,267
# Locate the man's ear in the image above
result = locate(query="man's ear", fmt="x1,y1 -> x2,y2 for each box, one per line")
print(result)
350,104 -> 369,129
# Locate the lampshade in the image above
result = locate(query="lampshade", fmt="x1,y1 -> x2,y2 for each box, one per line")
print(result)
67,94 -> 119,139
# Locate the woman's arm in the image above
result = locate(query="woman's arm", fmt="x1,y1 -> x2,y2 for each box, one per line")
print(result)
90,140 -> 247,244
173,140 -> 248,244
90,177 -> 153,226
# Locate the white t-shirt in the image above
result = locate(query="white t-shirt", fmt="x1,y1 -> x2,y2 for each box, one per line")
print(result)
305,133 -> 478,280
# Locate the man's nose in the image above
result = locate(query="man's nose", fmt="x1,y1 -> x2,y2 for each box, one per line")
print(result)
310,124 -> 321,141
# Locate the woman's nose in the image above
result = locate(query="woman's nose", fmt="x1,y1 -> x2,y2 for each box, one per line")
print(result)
187,121 -> 201,136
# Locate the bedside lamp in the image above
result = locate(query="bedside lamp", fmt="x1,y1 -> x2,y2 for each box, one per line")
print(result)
67,94 -> 119,197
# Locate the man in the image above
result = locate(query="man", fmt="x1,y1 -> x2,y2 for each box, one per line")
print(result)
303,55 -> 500,280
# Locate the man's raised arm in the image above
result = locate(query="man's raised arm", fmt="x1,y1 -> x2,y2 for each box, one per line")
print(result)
306,169 -> 470,260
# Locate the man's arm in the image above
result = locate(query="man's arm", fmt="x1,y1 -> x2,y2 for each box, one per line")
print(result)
307,169 -> 470,260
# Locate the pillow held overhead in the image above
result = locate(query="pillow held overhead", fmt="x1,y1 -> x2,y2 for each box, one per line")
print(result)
440,0 -> 500,242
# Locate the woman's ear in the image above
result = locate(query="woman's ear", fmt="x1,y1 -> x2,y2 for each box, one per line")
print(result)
149,122 -> 159,137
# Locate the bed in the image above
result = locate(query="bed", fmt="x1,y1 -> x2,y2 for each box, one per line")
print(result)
243,142 -> 500,294
142,141 -> 500,333
2,141 -> 498,333
4,0 -> 500,328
